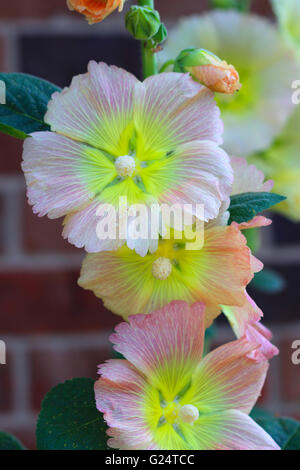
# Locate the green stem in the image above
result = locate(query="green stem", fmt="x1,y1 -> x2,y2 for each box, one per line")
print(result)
159,59 -> 175,73
137,0 -> 158,78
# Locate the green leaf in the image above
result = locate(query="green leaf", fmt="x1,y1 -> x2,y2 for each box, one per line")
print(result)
251,409 -> 300,450
251,268 -> 286,294
36,377 -> 108,450
0,431 -> 26,450
0,73 -> 60,139
228,192 -> 286,224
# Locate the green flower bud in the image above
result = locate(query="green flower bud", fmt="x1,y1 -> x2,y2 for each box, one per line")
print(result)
152,23 -> 168,45
125,6 -> 161,41
174,48 -> 241,94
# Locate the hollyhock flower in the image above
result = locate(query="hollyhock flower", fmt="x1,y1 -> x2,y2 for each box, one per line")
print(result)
78,156 -> 273,335
250,105 -> 300,221
67,0 -> 125,24
95,301 -> 279,450
158,10 -> 298,157
22,61 -> 232,255
272,0 -> 300,57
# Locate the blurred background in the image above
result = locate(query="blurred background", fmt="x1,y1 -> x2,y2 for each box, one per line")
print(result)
0,0 -> 299,449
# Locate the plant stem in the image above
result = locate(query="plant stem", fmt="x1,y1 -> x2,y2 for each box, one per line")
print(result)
159,59 -> 175,73
137,0 -> 158,78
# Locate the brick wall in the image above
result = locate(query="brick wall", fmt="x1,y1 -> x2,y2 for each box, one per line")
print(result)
0,0 -> 299,450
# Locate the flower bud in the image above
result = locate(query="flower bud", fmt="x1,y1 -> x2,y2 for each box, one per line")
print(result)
125,6 -> 161,41
152,23 -> 168,45
174,48 -> 241,94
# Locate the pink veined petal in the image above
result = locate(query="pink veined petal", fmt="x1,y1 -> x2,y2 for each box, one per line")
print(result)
133,72 -> 224,153
146,140 -> 233,222
245,321 -> 279,362
186,335 -> 268,415
191,410 -> 280,450
222,293 -> 278,362
231,156 -> 274,195
62,199 -> 125,252
22,132 -> 112,219
222,290 -> 263,338
234,215 -> 272,231
109,301 -> 206,391
45,61 -> 138,154
95,359 -> 156,450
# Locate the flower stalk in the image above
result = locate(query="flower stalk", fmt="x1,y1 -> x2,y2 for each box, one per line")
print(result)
137,0 -> 158,78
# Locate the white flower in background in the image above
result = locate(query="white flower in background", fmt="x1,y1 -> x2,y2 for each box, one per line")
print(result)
159,10 -> 299,157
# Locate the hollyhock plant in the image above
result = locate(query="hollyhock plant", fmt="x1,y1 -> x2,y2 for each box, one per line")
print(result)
67,0 -> 125,24
159,10 -> 299,157
95,301 -> 279,450
22,61 -> 232,256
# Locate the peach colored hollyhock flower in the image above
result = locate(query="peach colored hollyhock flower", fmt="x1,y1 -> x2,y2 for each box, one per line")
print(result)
67,0 -> 125,24
95,301 -> 279,450
22,62 -> 232,256
78,157 -> 274,342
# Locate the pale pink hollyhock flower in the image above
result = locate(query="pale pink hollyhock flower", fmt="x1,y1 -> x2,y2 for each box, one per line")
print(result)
22,62 -> 232,256
95,301 -> 279,450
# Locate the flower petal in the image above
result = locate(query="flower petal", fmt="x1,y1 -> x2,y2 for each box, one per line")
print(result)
144,140 -> 232,222
45,61 -> 138,155
109,301 -> 206,396
22,131 -> 115,219
231,156 -> 274,195
188,410 -> 280,450
95,359 -> 156,450
133,72 -> 224,155
184,335 -> 268,415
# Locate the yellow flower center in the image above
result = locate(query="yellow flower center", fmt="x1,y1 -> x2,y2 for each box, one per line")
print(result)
152,257 -> 172,280
178,404 -> 199,424
161,402 -> 199,426
115,155 -> 135,177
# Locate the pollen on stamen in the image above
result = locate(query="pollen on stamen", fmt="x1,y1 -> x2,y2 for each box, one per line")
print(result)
115,155 -> 135,177
178,405 -> 199,424
152,257 -> 172,280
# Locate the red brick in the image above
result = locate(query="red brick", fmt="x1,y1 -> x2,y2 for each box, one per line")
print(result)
0,134 -> 23,174
0,270 -> 119,333
23,195 -> 79,253
0,351 -> 13,412
281,336 -> 300,402
30,346 -> 110,412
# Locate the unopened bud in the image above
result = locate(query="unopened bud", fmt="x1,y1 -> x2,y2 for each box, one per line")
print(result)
125,6 -> 161,41
152,23 -> 168,44
174,48 -> 241,94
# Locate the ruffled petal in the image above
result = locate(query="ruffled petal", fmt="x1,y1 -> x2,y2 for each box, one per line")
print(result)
145,140 -> 232,222
95,359 -> 156,450
109,301 -> 206,397
133,72 -> 224,155
184,336 -> 268,415
231,156 -> 274,195
22,131 -> 115,219
45,61 -> 138,155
